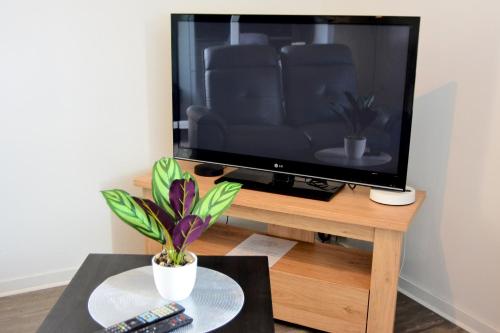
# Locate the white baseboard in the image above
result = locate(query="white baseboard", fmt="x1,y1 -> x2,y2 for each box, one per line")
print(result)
0,268 -> 76,298
399,276 -> 499,333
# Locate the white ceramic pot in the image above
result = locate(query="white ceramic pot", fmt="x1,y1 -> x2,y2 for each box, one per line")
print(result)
344,136 -> 367,159
152,252 -> 197,301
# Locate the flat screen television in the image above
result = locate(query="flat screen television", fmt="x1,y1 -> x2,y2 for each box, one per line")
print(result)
172,14 -> 420,200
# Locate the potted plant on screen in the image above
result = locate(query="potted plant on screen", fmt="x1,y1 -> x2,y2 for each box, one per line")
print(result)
101,157 -> 241,300
330,92 -> 378,159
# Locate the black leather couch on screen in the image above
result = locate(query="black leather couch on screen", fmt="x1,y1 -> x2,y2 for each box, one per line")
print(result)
187,44 -> 393,161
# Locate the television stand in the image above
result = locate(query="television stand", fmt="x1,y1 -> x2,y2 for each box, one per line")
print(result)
215,168 -> 344,201
134,160 -> 426,333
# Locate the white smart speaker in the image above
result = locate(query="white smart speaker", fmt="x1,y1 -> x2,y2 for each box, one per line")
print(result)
369,186 -> 416,206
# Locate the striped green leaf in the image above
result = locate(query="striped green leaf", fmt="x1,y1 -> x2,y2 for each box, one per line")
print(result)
192,181 -> 242,225
151,158 -> 183,218
102,189 -> 165,244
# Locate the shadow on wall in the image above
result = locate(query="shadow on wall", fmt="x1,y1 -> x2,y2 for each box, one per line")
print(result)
105,15 -> 173,255
404,82 -> 457,317
104,13 -> 178,252
145,16 -> 172,161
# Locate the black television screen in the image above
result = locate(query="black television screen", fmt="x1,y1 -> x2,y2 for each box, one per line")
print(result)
172,14 -> 419,191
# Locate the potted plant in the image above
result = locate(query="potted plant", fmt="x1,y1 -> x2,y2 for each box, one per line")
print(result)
101,157 -> 241,300
330,92 -> 378,159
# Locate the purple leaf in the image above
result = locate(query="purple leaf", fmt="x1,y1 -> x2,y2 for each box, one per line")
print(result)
203,216 -> 211,229
172,215 -> 206,251
169,179 -> 196,219
133,197 -> 175,235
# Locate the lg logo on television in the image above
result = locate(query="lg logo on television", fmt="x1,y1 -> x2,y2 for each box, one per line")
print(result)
274,163 -> 283,169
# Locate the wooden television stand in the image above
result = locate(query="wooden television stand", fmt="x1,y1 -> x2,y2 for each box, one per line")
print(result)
133,160 -> 425,333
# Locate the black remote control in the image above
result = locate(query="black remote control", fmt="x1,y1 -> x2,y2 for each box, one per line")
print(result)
95,302 -> 185,333
135,313 -> 193,333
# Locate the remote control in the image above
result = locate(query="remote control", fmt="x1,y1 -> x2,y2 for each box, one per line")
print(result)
135,313 -> 193,333
95,302 -> 185,333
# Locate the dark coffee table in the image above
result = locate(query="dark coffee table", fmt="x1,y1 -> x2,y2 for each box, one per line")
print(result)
37,254 -> 274,333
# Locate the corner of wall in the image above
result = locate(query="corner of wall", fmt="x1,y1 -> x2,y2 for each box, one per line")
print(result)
398,276 -> 499,333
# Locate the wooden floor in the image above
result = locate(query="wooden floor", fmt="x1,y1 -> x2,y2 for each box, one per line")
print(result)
0,287 -> 466,333
0,286 -> 467,333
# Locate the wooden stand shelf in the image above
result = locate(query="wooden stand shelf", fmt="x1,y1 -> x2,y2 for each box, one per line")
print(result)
147,223 -> 372,332
134,160 -> 425,333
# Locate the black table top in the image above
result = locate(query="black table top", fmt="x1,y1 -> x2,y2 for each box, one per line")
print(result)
37,254 -> 274,333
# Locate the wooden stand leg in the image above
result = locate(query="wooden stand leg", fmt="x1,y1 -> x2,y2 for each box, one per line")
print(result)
366,229 -> 403,333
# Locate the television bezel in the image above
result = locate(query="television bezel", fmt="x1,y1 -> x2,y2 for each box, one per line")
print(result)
171,14 -> 420,191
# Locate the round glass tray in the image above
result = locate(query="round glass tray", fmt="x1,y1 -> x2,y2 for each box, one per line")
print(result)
88,266 -> 244,332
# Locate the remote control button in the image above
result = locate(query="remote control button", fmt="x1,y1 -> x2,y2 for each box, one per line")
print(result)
97,303 -> 186,333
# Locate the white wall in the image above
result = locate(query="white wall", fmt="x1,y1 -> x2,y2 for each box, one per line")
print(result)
0,0 -> 173,293
402,2 -> 500,331
1,1 -> 499,332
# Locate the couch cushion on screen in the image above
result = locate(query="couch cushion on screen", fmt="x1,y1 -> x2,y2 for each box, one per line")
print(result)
300,122 -> 350,150
281,44 -> 358,126
204,45 -> 284,126
225,125 -> 310,160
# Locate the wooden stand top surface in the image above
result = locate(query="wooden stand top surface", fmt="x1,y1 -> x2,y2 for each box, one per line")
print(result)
134,160 -> 425,232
